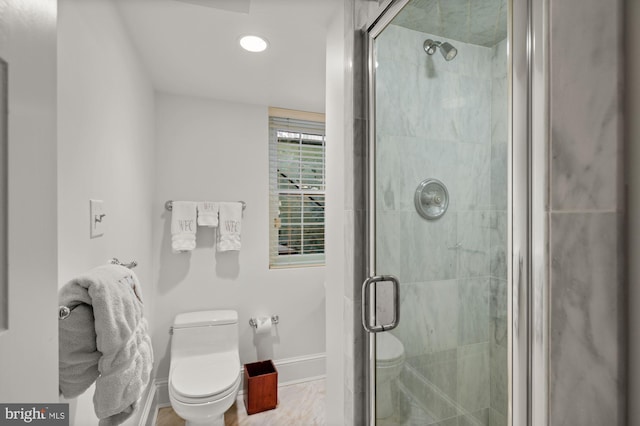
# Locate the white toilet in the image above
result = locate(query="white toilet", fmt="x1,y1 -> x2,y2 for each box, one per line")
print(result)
169,310 -> 241,426
376,332 -> 405,419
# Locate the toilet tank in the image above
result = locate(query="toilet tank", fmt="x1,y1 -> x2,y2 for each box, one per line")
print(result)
171,310 -> 238,359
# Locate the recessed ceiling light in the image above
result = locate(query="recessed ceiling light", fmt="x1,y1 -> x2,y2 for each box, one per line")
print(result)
239,35 -> 268,53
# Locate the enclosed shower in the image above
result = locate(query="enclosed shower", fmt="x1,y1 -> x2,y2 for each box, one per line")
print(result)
364,0 -> 509,424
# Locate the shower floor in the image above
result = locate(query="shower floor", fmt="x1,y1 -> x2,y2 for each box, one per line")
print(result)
156,378 -> 325,426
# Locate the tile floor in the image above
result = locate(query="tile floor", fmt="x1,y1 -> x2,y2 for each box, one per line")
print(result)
156,379 -> 325,426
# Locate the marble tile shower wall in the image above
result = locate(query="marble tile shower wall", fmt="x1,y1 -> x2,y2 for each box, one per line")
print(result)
375,24 -> 508,426
548,0 -> 624,424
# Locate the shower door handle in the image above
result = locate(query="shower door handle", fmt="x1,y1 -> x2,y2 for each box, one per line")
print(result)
361,275 -> 400,333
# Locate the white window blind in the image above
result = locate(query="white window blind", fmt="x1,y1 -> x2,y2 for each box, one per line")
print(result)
269,114 -> 326,268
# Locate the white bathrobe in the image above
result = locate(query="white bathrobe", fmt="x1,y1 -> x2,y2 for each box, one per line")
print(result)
58,264 -> 153,426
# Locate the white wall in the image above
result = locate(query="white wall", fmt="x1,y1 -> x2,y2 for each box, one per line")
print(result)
0,0 -> 59,403
152,92 -> 326,380
324,4 -> 346,425
57,0 -> 156,424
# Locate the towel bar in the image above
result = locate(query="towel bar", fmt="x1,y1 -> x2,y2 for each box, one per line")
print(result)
164,200 -> 246,211
109,258 -> 138,269
58,259 -> 138,320
249,315 -> 279,328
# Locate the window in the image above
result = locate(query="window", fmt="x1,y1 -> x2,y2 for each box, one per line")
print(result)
269,108 -> 325,268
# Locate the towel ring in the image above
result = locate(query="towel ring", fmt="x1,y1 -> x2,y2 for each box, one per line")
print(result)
164,200 -> 246,211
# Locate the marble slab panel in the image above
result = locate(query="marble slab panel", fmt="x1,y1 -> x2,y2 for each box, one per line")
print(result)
491,38 -> 508,78
392,2 -> 442,38
491,38 -> 509,78
490,277 -> 508,320
378,381 -> 440,426
395,280 -> 459,357
376,24 -> 427,70
489,407 -> 507,426
490,342 -> 508,416
375,135 -> 457,214
375,134 -> 403,213
468,0 -> 503,52
416,72 -> 462,142
457,342 -> 490,413
375,38 -> 422,138
489,212 -> 507,279
406,349 -> 458,400
449,41 -> 492,80
431,417 -> 458,426
400,211 -> 458,282
550,0 -> 621,211
491,316 -> 507,349
392,0 -> 507,48
456,76 -> 492,144
459,407 -> 489,426
457,211 -> 491,278
491,71 -> 508,141
457,143 -> 491,211
400,363 -> 459,423
458,277 -> 490,345
438,0 -> 474,43
549,212 -> 623,425
490,140 -> 508,212
376,210 -> 402,278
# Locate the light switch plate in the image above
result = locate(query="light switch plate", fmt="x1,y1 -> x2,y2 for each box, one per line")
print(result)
90,199 -> 105,238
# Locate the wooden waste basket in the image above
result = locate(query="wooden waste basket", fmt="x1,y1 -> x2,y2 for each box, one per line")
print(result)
243,360 -> 278,415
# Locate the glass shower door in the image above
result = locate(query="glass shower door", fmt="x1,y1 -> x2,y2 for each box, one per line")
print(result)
364,0 -> 510,425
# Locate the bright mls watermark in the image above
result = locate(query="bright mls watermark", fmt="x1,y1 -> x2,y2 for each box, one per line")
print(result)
0,404 -> 68,425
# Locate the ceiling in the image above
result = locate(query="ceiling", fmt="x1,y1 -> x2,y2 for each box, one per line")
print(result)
393,0 -> 508,47
115,0 -> 340,113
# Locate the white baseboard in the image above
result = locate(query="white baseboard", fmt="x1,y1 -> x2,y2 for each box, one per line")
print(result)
271,352 -> 326,387
139,352 -> 326,422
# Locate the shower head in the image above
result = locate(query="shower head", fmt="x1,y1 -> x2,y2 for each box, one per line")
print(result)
439,42 -> 457,61
423,39 -> 458,61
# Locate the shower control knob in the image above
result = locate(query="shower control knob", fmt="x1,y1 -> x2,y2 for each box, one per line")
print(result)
421,192 -> 443,205
415,178 -> 449,220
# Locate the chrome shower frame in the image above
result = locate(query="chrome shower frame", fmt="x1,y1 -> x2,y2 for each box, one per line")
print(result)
363,0 -> 549,425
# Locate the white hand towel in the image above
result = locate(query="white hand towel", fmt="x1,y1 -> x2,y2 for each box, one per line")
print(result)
217,202 -> 242,251
197,202 -> 219,227
171,201 -> 197,252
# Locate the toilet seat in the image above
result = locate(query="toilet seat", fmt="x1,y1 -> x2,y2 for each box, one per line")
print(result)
170,375 -> 241,405
376,333 -> 405,366
170,352 -> 240,403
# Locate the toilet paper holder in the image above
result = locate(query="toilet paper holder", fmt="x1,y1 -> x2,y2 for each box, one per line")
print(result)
249,315 -> 279,328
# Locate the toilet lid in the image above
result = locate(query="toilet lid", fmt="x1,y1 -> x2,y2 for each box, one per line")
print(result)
376,333 -> 405,364
171,352 -> 240,400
